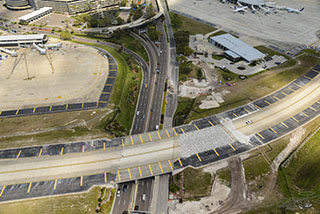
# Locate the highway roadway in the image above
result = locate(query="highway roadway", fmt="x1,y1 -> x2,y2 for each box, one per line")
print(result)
112,182 -> 135,214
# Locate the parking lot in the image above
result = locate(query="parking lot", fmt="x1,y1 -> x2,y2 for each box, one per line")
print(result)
168,0 -> 320,50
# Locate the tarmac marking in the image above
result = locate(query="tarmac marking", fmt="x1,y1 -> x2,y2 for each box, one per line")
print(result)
0,111 -> 2,116
16,109 -> 19,115
128,168 -> 132,180
130,136 -> 134,145
158,162 -> 164,173
49,106 -> 52,111
196,153 -> 202,162
0,185 -> 6,197
273,96 -> 280,101
166,129 -> 171,138
178,158 -> 183,167
301,111 -> 309,117
168,160 -> 173,171
101,92 -> 111,94
222,117 -> 226,122
194,124 -> 199,131
255,105 -> 262,110
287,87 -> 295,92
281,122 -> 289,128
60,147 -> 64,156
229,144 -> 236,151
139,135 -> 144,144
96,102 -> 99,107
104,172 -> 107,183
172,128 -> 178,136
310,106 -> 317,111
138,166 -> 142,177
38,149 -> 42,158
148,133 -> 153,142
157,131 -> 162,140
80,176 -> 83,186
148,164 -> 153,175
293,82 -> 300,88
105,84 -> 113,86
104,142 -> 106,150
270,127 -> 277,134
257,132 -> 265,140
304,75 -> 313,80
33,107 -> 36,113
213,148 -> 219,156
282,92 -> 288,96
117,170 -> 121,182
180,128 -> 185,134
291,117 -> 299,122
16,150 -> 21,159
27,182 -> 32,193
66,104 -> 68,110
54,179 -> 57,190
244,108 -> 249,113
233,113 -> 238,118
208,120 -> 215,127
121,139 -> 125,147
264,100 -> 271,105
82,145 -> 85,153
312,69 -> 320,73
81,103 -> 84,108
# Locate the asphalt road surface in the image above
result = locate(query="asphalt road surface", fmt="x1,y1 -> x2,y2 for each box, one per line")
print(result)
113,182 -> 135,214
134,178 -> 154,212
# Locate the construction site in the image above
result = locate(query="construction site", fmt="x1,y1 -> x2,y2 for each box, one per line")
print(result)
0,38 -> 109,111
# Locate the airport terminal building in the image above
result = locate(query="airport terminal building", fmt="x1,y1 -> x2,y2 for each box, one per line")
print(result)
210,33 -> 266,63
0,34 -> 48,47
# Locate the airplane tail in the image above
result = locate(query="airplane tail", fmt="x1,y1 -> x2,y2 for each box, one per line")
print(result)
300,7 -> 304,12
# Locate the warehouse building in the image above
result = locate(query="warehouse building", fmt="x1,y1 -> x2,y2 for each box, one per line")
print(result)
0,34 -> 48,47
210,33 -> 266,63
18,7 -> 52,24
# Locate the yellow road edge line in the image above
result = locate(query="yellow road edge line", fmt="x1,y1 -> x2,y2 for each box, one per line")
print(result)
166,129 -> 170,138
128,168 -> 132,180
148,133 -> 153,142
121,139 -> 125,147
213,148 -> 220,157
180,128 -> 185,134
157,131 -> 162,140
130,136 -> 134,145
233,113 -> 238,118
273,96 -> 280,101
54,179 -> 57,190
196,153 -> 202,162
104,172 -> 107,183
38,149 -> 42,158
80,176 -> 83,186
104,142 -> 106,150
178,158 -> 183,167
292,117 -> 299,122
172,128 -> 178,136
27,182 -> 32,193
60,147 -> 64,156
301,111 -> 309,117
257,132 -> 265,140
158,162 -> 164,173
81,103 -> 84,108
117,170 -> 121,182
281,122 -> 289,128
208,120 -> 215,126
139,135 -> 143,144
0,185 -> 5,197
16,150 -> 21,159
312,69 -> 320,73
293,82 -> 300,88
66,104 -> 68,110
270,127 -> 277,134
138,166 -> 142,177
229,144 -> 236,151
194,124 -> 199,130
282,92 -> 287,96
168,160 -> 173,171
148,164 -> 153,175
264,100 -> 271,105
82,145 -> 84,153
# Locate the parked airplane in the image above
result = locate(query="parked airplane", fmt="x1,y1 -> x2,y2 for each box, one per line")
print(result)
287,7 -> 304,13
233,6 -> 248,13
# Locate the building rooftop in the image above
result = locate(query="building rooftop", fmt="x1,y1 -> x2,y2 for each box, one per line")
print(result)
18,7 -> 52,21
0,34 -> 46,41
210,33 -> 266,62
238,0 -> 265,6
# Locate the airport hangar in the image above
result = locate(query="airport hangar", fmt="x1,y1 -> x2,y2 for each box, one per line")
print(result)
210,33 -> 266,63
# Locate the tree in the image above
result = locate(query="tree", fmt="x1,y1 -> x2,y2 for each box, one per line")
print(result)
145,5 -> 155,19
60,31 -> 72,40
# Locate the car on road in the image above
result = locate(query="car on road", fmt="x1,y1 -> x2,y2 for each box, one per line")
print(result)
134,205 -> 139,210
116,188 -> 121,198
136,111 -> 140,116
141,194 -> 146,201
123,184 -> 127,192
155,125 -> 159,130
